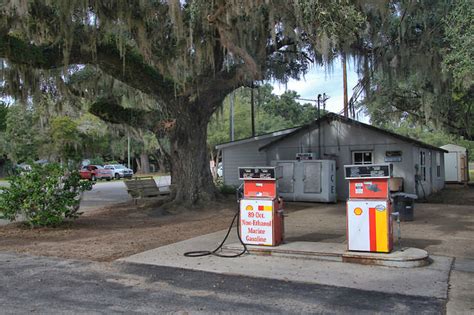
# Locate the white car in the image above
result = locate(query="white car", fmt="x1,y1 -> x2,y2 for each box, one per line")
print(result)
104,164 -> 134,179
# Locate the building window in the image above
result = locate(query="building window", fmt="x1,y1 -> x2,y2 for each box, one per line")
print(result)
352,151 -> 373,165
420,151 -> 426,181
436,152 -> 441,178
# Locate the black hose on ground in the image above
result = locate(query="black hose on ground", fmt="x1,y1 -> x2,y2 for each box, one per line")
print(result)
184,185 -> 248,258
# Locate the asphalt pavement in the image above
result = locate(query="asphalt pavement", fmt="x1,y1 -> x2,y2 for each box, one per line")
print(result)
80,176 -> 171,212
79,180 -> 131,212
0,252 -> 444,314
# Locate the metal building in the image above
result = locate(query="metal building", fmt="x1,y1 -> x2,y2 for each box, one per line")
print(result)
216,113 -> 447,201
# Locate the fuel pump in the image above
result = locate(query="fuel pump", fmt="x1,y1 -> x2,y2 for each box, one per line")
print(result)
344,164 -> 394,253
239,167 -> 284,246
183,166 -> 284,258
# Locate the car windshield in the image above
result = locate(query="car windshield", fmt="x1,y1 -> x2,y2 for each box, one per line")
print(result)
104,166 -> 113,169
114,165 -> 126,169
95,165 -> 104,169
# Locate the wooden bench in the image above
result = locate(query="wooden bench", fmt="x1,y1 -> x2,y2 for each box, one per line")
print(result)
124,176 -> 171,204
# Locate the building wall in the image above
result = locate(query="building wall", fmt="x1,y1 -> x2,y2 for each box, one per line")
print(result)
221,119 -> 446,200
222,137 -> 276,187
411,147 -> 446,197
264,120 -> 445,200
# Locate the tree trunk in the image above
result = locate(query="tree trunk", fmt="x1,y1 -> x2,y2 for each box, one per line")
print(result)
135,157 -> 141,173
140,153 -> 151,174
168,102 -> 217,207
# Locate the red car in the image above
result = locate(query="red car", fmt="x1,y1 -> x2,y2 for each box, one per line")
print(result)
79,165 -> 113,181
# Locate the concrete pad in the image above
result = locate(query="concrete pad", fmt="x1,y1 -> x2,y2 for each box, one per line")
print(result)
120,229 -> 452,299
224,241 -> 429,267
447,258 -> 474,314
342,248 -> 429,268
224,242 -> 430,268
224,241 -> 345,262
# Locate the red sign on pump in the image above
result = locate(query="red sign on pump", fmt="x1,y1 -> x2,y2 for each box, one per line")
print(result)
348,178 -> 389,199
243,181 -> 277,199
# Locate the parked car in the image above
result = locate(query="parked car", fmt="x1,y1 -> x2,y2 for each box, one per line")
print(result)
79,165 -> 113,181
14,163 -> 32,173
217,162 -> 223,177
104,164 -> 134,179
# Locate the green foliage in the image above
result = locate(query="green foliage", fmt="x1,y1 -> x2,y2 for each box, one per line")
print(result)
359,0 -> 473,140
443,0 -> 474,89
4,104 -> 38,163
50,116 -> 81,162
0,163 -> 93,227
208,84 -> 320,154
0,102 -> 8,132
89,156 -> 105,165
214,177 -> 238,195
384,122 -> 474,162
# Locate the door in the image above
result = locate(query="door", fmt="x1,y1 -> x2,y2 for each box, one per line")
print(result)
276,162 -> 294,193
444,152 -> 458,182
303,162 -> 322,193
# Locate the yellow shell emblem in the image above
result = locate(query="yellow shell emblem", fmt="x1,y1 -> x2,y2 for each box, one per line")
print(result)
246,205 -> 253,211
354,207 -> 363,216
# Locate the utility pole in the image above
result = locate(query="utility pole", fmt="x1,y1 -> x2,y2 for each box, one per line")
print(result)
317,94 -> 322,159
250,84 -> 255,137
342,52 -> 348,117
229,91 -> 235,141
127,133 -> 131,169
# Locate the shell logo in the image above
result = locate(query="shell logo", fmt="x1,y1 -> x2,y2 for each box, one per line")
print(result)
354,207 -> 363,216
246,205 -> 253,211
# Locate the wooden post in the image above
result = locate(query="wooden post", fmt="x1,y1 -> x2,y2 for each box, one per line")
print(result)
229,91 -> 235,141
342,52 -> 348,118
250,84 -> 255,137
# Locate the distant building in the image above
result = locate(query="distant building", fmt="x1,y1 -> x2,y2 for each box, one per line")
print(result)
216,113 -> 447,200
441,144 -> 469,183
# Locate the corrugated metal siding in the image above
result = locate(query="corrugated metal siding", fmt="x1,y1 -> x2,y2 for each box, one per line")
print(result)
222,138 -> 275,187
222,119 -> 445,200
265,120 -> 420,200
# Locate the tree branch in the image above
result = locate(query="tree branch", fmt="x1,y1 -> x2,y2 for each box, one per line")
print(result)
89,97 -> 162,130
0,33 -> 175,103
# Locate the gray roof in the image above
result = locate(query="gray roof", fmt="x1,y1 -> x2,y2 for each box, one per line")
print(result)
215,127 -> 299,150
216,112 -> 448,153
259,113 -> 448,153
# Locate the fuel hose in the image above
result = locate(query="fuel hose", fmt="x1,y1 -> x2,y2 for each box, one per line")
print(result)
184,187 -> 248,258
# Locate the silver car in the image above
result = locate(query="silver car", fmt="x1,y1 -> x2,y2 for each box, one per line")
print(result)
104,164 -> 134,179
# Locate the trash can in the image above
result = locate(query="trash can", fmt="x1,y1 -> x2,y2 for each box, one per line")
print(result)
392,193 -> 417,221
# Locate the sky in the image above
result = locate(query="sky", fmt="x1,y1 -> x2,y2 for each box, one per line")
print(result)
271,59 -> 368,122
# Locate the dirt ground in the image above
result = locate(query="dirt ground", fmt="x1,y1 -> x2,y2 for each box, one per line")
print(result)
0,195 -> 306,262
283,184 -> 474,259
0,185 -> 472,261
0,197 -> 237,261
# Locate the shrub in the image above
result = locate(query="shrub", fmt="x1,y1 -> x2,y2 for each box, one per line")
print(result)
214,178 -> 238,195
89,156 -> 104,165
0,163 -> 93,227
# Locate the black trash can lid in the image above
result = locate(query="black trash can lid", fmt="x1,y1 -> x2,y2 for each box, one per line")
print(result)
392,192 -> 418,199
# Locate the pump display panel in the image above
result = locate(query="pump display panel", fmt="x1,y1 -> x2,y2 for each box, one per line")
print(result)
239,167 -> 276,180
344,164 -> 392,179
